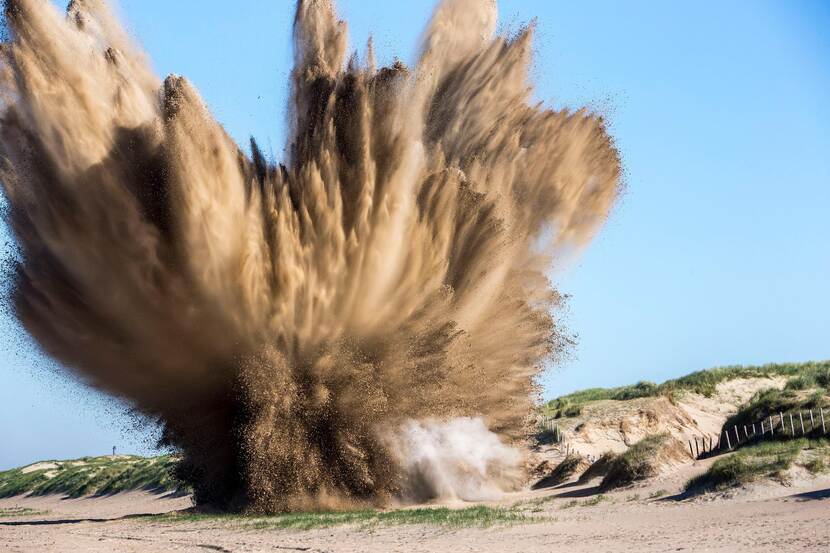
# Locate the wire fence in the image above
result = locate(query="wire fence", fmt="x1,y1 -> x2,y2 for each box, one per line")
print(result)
692,407 -> 829,460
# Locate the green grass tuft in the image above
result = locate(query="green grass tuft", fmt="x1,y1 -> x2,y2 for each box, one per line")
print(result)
600,434 -> 670,490
685,439 -> 830,495
580,494 -> 607,506
151,505 -> 538,530
0,507 -> 47,518
804,457 -> 827,474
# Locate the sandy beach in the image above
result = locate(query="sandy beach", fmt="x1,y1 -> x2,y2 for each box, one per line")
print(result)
3,458 -> 829,553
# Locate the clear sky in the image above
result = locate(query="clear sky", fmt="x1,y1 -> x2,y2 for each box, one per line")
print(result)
1,0 -> 828,470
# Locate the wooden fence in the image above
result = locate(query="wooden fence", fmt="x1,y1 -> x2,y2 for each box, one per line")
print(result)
538,416 -> 564,444
539,408 -> 827,463
539,416 -> 557,433
691,407 -> 829,460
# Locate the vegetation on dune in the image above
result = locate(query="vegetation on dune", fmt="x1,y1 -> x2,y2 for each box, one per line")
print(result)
578,451 -> 618,483
684,439 -> 830,495
0,455 -> 184,498
151,505 -> 538,530
544,360 -> 830,419
783,365 -> 830,391
722,387 -> 830,442
544,382 -> 659,418
532,454 -> 586,489
804,456 -> 826,474
600,433 -> 672,490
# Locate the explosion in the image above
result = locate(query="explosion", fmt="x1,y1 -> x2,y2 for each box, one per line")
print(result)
0,0 -> 620,511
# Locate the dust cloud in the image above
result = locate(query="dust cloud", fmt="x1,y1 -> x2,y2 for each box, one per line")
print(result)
385,417 -> 523,503
0,0 -> 620,511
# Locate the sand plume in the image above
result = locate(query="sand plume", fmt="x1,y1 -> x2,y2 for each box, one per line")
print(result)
0,0 -> 620,512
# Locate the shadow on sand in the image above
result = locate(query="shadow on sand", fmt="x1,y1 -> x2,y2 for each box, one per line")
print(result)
532,482 -> 605,499
659,486 -> 830,503
0,512 -> 159,527
787,488 -> 830,501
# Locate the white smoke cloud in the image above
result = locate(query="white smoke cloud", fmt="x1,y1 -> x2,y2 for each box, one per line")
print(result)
386,417 -> 523,503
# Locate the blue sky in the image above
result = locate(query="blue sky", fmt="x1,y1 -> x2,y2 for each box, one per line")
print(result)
1,0 -> 828,469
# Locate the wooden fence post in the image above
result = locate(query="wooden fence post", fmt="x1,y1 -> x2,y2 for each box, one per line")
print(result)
725,431 -> 732,450
694,437 -> 699,457
689,440 -> 694,457
751,423 -> 756,436
810,410 -> 815,432
799,412 -> 805,435
780,412 -> 786,433
743,425 -> 749,440
790,413 -> 795,435
734,425 -> 740,445
770,415 -> 774,436
822,408 -> 827,434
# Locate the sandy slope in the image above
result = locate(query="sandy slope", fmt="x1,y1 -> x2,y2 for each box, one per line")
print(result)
2,463 -> 830,553
536,377 -> 787,466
